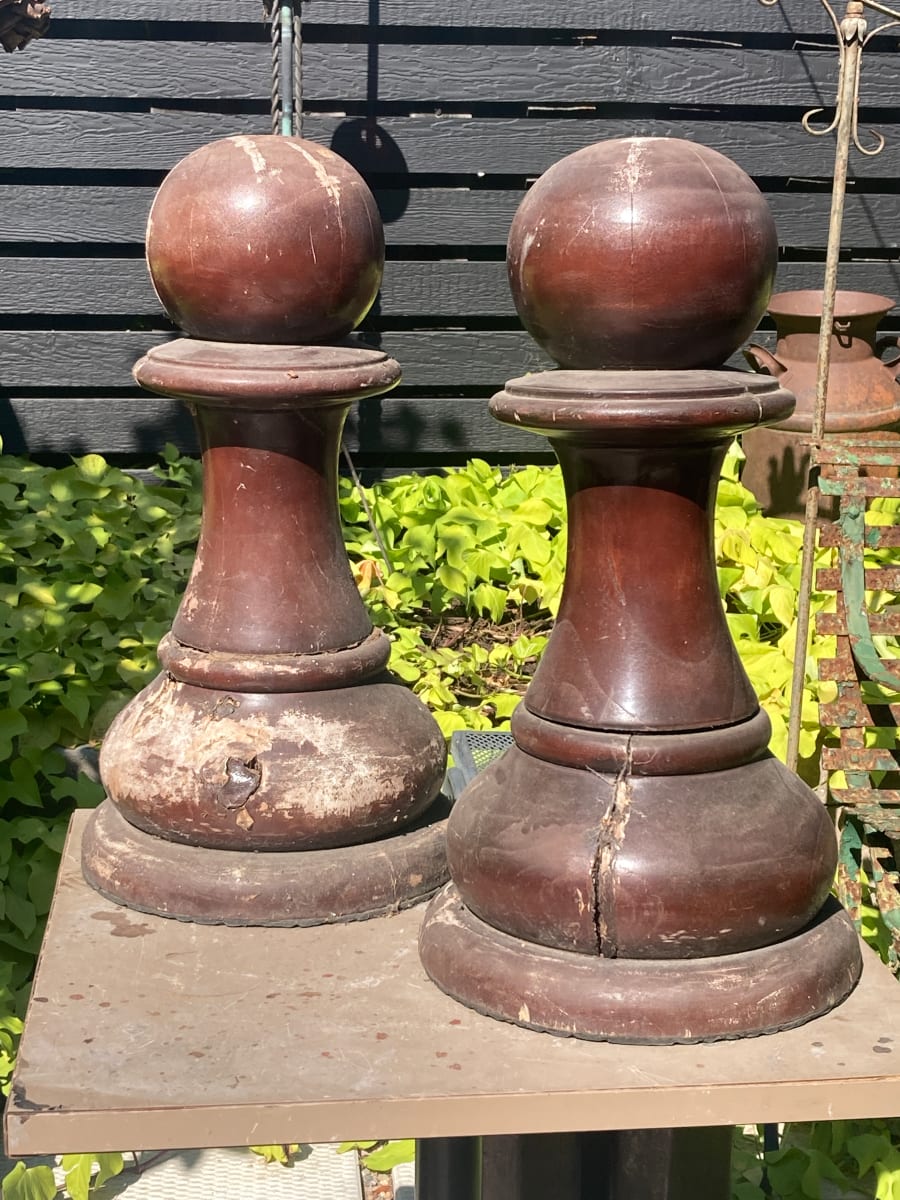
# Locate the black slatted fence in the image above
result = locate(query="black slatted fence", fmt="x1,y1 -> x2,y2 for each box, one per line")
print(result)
1,0 -> 898,466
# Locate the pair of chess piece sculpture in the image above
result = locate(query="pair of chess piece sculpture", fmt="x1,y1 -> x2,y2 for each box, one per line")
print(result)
82,132 -> 862,1044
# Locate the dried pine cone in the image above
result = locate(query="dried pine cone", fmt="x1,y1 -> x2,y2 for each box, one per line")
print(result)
0,0 -> 51,52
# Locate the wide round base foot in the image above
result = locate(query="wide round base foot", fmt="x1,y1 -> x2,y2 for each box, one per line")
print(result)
419,885 -> 863,1044
82,798 -> 449,926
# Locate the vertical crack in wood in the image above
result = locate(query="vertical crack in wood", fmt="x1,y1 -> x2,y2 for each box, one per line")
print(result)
593,738 -> 633,959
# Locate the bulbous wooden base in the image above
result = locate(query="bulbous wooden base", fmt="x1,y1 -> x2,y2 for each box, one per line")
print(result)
83,796 -> 450,926
419,885 -> 862,1044
443,738 -> 839,959
99,672 -> 446,852
418,370 -> 863,1042
82,339 -> 448,926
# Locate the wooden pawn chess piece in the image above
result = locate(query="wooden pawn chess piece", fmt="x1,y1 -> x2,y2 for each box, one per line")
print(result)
419,137 -> 862,1042
82,134 -> 448,924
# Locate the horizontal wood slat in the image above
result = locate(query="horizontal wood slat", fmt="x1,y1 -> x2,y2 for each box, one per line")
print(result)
0,330 -> 553,387
4,113 -> 900,181
1,187 -> 898,248
309,116 -> 900,180
0,112 -> 269,171
301,43 -> 900,107
54,1 -> 261,18
3,0 -> 899,466
1,259 -> 897,321
3,42 -> 269,100
0,394 -> 548,457
11,34 -> 869,111
302,0 -> 832,33
54,0 -> 835,33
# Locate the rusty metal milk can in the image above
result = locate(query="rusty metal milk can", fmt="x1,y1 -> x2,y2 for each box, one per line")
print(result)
742,289 -> 900,516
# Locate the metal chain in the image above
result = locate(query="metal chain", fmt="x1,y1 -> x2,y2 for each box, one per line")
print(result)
293,4 -> 303,136
265,1 -> 302,135
268,1 -> 281,134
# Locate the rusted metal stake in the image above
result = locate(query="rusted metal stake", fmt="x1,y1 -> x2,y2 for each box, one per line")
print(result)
786,3 -> 866,772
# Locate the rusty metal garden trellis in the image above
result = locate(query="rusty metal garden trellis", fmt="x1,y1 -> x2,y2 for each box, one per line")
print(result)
758,0 -> 900,969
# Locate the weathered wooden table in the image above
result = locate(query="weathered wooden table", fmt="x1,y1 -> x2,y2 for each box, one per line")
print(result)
6,812 -> 900,1198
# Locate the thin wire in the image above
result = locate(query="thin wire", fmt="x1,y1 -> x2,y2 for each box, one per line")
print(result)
341,446 -> 395,579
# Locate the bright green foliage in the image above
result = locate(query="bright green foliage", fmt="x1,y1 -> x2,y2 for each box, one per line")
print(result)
0,447 -> 202,1094
733,1121 -> 900,1199
714,450 -> 828,773
249,1144 -> 302,1165
57,1154 -> 124,1200
340,459 -> 563,737
1,1163 -> 56,1200
337,1139 -> 415,1172
339,448 -> 832,763
0,447 -> 897,1199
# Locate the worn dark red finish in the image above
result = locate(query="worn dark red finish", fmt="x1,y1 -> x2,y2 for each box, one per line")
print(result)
420,890 -> 862,1045
493,372 -> 788,732
139,342 -> 394,656
85,342 -> 447,917
507,138 -> 776,371
447,746 -> 836,960
419,139 -> 862,1042
147,135 -> 384,345
421,370 -> 860,1037
85,341 -> 448,918
83,144 -> 447,924
83,796 -> 450,927
444,374 -> 839,953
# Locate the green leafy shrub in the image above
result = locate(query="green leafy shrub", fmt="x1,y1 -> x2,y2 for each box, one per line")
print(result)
0,449 -> 202,1093
734,1120 -> 900,1199
1,447 -> 896,1198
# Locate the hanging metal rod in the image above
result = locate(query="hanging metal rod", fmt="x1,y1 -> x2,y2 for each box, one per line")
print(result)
265,0 -> 303,137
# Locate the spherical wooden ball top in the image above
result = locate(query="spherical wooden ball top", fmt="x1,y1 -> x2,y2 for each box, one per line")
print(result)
508,137 -> 777,370
147,134 -> 384,344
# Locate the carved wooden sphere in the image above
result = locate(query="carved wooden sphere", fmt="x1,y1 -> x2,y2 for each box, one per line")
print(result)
508,137 -> 777,370
147,135 -> 384,344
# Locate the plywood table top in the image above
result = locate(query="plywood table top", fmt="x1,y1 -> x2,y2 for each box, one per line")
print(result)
6,811 -> 899,1156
